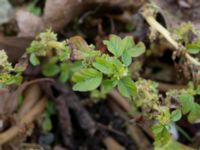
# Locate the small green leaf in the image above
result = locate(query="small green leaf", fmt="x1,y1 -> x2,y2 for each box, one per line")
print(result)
27,0 -> 41,16
30,53 -> 40,66
59,63 -> 70,82
93,57 -> 114,75
152,124 -> 164,135
42,116 -> 52,132
122,51 -> 132,66
101,78 -> 118,93
196,85 -> 200,95
42,63 -> 60,77
152,125 -> 171,147
179,93 -> 194,114
72,68 -> 102,91
186,43 -> 200,54
121,36 -> 134,50
170,109 -> 182,122
70,61 -> 83,73
121,36 -> 145,65
188,103 -> 200,123
117,76 -> 137,98
103,35 -> 124,57
128,42 -> 145,57
46,100 -> 56,115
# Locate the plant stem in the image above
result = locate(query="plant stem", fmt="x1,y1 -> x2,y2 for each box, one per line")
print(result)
175,124 -> 193,142
47,41 -> 64,49
102,136 -> 126,150
108,89 -> 133,112
158,82 -> 186,92
145,16 -> 179,49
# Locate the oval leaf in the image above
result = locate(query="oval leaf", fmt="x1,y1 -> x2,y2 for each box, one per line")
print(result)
72,68 -> 102,91
170,109 -> 182,122
42,63 -> 60,77
117,76 -> 137,98
30,53 -> 40,66
128,42 -> 145,57
103,35 -> 124,57
93,57 -> 114,75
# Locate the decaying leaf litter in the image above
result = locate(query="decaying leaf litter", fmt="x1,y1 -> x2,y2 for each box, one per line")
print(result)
0,0 -> 200,149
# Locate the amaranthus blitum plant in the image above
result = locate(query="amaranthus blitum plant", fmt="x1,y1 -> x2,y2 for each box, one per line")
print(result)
24,30 -> 200,149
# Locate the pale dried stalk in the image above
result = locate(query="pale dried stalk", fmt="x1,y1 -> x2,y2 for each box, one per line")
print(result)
0,97 -> 46,145
108,90 -> 134,113
142,8 -> 200,66
102,136 -> 126,150
18,84 -> 42,118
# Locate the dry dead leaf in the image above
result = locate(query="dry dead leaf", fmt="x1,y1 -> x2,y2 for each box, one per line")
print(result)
0,35 -> 32,63
15,9 -> 45,37
43,0 -> 86,31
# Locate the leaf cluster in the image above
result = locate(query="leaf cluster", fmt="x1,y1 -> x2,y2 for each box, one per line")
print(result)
0,50 -> 22,87
24,30 -> 200,149
72,35 -> 145,98
27,30 -> 70,82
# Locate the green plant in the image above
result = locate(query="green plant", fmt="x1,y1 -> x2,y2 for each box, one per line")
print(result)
21,30 -> 200,149
71,35 -> 145,98
27,29 -> 70,82
27,0 -> 42,16
42,100 -> 56,133
0,50 -> 23,87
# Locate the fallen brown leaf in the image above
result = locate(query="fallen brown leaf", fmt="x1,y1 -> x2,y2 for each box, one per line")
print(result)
15,9 -> 45,37
43,0 -> 86,31
0,35 -> 32,63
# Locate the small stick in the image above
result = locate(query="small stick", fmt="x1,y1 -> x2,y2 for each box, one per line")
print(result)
158,82 -> 186,92
18,84 -> 42,118
0,97 -> 46,145
108,90 -> 135,113
102,136 -> 126,150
